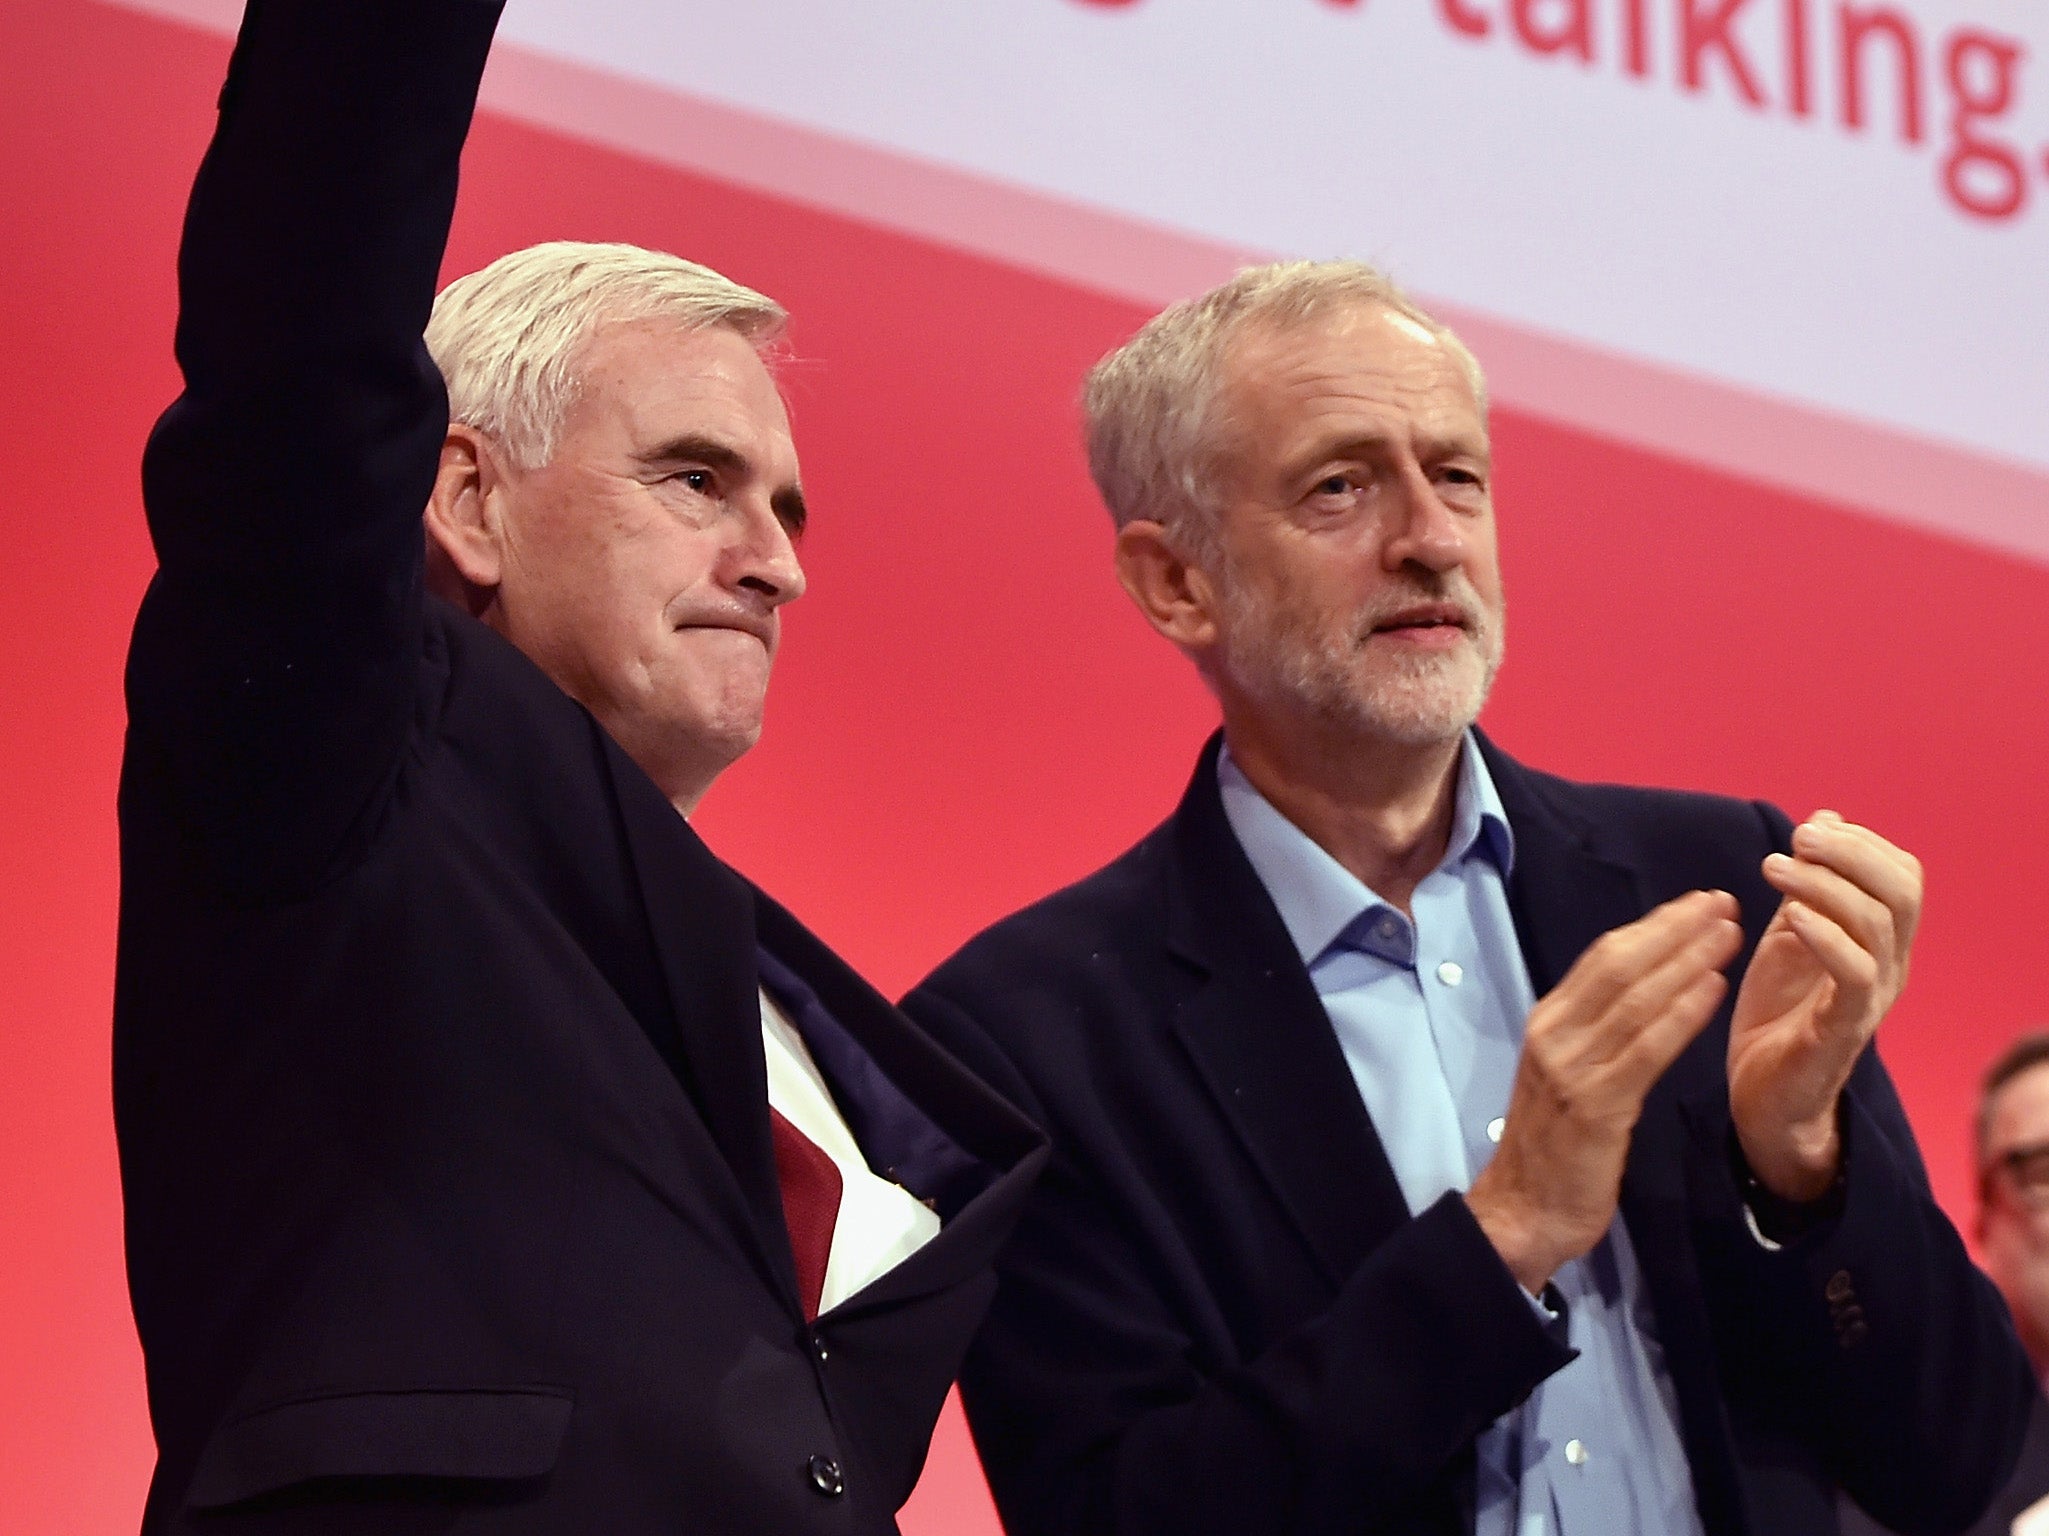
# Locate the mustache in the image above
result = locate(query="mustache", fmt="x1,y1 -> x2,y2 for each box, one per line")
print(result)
1353,578 -> 1487,637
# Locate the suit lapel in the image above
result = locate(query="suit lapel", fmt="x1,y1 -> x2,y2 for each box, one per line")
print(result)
597,732 -> 792,1293
1164,738 -> 1412,1292
1480,735 -> 1732,1204
1479,735 -> 1644,1001
754,891 -> 1045,1183
1482,735 -> 1749,1531
1480,735 -> 1703,1216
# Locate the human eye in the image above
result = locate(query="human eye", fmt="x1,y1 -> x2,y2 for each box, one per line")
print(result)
1303,469 -> 1365,509
1435,462 -> 1490,503
674,467 -> 716,495
2013,1146 -> 2049,1197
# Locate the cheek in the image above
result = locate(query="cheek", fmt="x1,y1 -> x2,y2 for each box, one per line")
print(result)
543,571 -> 649,675
512,508 -> 624,609
575,538 -> 691,640
1468,549 -> 1507,608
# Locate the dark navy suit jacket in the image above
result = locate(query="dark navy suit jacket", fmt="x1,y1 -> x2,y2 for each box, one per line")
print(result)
117,2 -> 1042,1530
905,734 -> 2028,1536
1841,1393 -> 2049,1536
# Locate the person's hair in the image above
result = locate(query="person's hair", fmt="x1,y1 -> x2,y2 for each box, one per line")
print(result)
425,241 -> 787,469
1081,259 -> 1487,558
1980,1032 -> 2049,1167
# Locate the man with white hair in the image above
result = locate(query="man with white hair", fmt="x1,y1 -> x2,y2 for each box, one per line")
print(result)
117,1 -> 1040,1531
905,262 -> 2030,1536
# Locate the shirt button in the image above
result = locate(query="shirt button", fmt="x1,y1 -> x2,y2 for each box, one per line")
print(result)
1376,916 -> 1398,941
1487,1117 -> 1506,1144
807,1455 -> 845,1496
1436,960 -> 1464,987
1565,1439 -> 1589,1467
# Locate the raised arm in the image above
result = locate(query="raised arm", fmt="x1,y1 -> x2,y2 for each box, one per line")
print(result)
128,0 -> 504,898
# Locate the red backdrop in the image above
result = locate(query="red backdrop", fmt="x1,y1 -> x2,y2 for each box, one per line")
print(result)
5,1 -> 2047,1530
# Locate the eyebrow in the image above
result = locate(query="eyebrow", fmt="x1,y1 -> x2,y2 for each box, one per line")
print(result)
638,432 -> 808,536
1285,429 -> 1490,480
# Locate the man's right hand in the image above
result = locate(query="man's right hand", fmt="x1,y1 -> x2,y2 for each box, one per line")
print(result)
1467,890 -> 1744,1293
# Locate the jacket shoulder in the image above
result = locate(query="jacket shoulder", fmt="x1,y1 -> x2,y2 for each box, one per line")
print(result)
911,818 -> 1184,1046
1501,753 -> 1794,884
931,819 -> 1174,976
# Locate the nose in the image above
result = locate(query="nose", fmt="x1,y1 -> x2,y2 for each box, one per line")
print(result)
730,498 -> 807,608
1380,465 -> 1468,575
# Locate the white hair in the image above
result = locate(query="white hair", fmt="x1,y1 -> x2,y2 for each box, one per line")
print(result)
1082,259 -> 1488,556
425,241 -> 787,469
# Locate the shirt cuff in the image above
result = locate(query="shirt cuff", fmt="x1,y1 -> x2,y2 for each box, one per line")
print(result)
1730,1116 -> 1849,1250
1520,1280 -> 1571,1346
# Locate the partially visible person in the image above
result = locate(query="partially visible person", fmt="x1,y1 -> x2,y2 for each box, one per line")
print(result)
1842,1034 -> 2049,1536
1982,1038 -> 2049,1380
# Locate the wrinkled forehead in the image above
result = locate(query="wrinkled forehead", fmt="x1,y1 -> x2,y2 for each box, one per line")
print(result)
573,316 -> 795,442
1209,302 -> 1486,449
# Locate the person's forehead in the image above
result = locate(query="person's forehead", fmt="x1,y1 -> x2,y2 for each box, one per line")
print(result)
1988,1062 -> 2049,1147
573,318 -> 794,448
1218,302 -> 1481,434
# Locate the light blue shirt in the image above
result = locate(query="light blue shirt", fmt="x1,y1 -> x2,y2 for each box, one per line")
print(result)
1218,736 -> 1704,1536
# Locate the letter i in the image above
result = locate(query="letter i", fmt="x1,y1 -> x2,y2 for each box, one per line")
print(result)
1785,0 -> 1812,115
1623,0 -> 1651,77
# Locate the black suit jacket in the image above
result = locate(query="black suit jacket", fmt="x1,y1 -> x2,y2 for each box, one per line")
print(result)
905,734 -> 2030,1536
117,2 -> 1043,1530
1840,1393 -> 2049,1536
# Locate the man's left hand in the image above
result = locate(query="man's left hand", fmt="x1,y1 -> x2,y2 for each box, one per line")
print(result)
1727,812 -> 1922,1202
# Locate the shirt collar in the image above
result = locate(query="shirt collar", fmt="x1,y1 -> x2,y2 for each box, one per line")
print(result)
1216,730 -> 1516,968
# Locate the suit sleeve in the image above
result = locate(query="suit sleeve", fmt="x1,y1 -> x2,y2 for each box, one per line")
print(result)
905,984 -> 1574,1536
1696,800 -> 2035,1536
128,0 -> 505,900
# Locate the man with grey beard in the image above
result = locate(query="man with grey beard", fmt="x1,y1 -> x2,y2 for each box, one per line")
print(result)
903,262 -> 2029,1536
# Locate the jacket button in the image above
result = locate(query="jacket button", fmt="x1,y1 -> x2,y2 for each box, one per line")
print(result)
1825,1270 -> 1855,1302
807,1455 -> 845,1497
810,1332 -> 831,1364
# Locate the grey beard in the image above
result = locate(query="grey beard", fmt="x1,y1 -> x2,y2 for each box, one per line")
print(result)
1217,579 -> 1504,748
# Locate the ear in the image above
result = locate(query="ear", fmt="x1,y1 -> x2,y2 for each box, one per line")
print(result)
423,424 -> 511,611
1115,519 -> 1221,654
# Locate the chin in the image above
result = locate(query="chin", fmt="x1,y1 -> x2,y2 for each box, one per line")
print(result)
1228,630 -> 1496,750
695,712 -> 765,763
1352,703 -> 1480,748
1339,655 -> 1491,746
651,690 -> 767,774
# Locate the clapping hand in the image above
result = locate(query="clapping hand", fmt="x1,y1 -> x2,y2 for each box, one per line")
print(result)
1469,891 -> 1744,1292
1727,812 -> 1922,1201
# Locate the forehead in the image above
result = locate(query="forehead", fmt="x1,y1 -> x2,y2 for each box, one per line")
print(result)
1214,301 -> 1484,459
566,317 -> 794,458
1988,1062 -> 2049,1148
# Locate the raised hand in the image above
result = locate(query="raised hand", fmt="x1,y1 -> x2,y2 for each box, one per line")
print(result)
1728,812 -> 1922,1201
1468,890 -> 1744,1292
